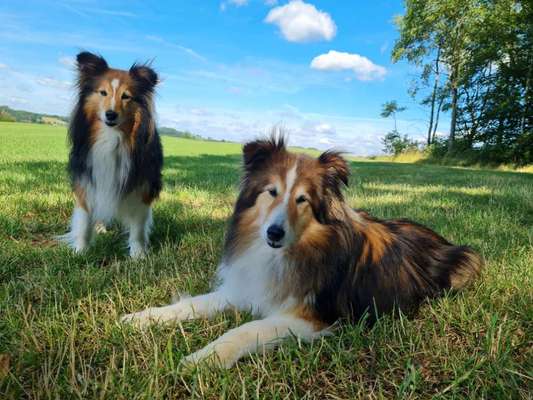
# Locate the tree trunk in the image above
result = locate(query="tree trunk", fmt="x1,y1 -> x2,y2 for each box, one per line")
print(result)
448,64 -> 459,152
522,55 -> 532,134
427,47 -> 441,146
448,87 -> 458,151
432,95 -> 444,143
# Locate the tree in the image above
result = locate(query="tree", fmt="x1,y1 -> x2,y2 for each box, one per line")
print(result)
381,131 -> 418,155
393,0 -> 473,153
393,0 -> 532,164
0,109 -> 15,122
380,101 -> 417,155
380,101 -> 406,132
426,45 -> 441,145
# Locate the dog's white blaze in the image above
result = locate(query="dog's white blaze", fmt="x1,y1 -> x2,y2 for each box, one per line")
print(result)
86,125 -> 131,222
284,163 -> 298,203
110,78 -> 119,110
262,163 -> 298,244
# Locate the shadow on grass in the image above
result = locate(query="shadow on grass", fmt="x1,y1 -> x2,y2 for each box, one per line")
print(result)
1,156 -> 531,272
0,160 -> 68,194
162,154 -> 241,192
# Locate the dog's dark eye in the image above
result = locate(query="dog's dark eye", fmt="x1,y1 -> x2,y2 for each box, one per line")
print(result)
121,93 -> 131,100
268,188 -> 277,197
99,90 -> 107,96
296,195 -> 307,204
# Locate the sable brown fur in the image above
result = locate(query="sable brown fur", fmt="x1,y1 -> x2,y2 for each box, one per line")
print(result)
68,52 -> 163,203
225,135 -> 483,326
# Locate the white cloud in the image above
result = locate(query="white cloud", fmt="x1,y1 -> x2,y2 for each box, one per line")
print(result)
61,4 -> 137,18
145,35 -> 206,62
304,121 -> 336,136
265,0 -> 336,43
58,56 -> 75,68
0,66 -> 73,115
220,0 -> 248,11
264,0 -> 278,5
0,63 -> 8,69
157,104 -> 428,156
380,41 -> 389,55
36,77 -> 72,90
8,96 -> 29,105
166,57 -> 340,97
310,50 -> 387,81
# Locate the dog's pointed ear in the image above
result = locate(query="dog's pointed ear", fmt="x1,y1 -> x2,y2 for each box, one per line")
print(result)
318,150 -> 349,188
76,52 -> 108,79
243,135 -> 286,172
130,63 -> 158,92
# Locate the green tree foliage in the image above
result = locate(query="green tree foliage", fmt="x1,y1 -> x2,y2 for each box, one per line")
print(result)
393,0 -> 532,165
380,100 -> 407,132
0,109 -> 16,122
380,101 -> 418,155
0,105 -> 68,124
381,131 -> 419,156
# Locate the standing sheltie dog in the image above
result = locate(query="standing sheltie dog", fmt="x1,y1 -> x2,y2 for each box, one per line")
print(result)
122,135 -> 482,368
59,52 -> 163,257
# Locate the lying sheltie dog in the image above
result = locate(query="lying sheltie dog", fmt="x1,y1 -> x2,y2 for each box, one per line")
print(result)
122,135 -> 482,367
59,52 -> 163,257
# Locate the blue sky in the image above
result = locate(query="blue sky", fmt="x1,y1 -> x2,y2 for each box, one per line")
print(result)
0,0 -> 446,155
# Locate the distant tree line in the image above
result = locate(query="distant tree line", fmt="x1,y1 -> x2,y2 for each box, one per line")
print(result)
158,126 -> 204,140
392,0 -> 532,165
1,106 -> 213,141
0,106 -> 68,124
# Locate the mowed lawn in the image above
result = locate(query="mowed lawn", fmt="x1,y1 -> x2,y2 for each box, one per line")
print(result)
0,121 -> 531,399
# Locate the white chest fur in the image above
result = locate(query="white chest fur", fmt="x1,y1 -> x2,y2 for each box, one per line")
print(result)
216,238 -> 291,317
85,126 -> 131,222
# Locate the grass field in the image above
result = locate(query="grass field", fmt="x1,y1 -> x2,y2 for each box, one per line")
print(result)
0,121 -> 531,399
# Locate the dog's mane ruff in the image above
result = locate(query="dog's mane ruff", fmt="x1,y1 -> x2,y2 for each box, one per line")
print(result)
126,103 -> 162,198
67,98 -> 92,187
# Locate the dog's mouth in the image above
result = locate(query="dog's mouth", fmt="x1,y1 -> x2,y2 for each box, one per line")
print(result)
105,121 -> 118,127
267,240 -> 283,249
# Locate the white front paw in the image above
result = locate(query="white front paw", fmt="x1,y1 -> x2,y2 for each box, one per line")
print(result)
180,348 -> 217,370
180,345 -> 238,370
129,242 -> 147,258
94,222 -> 107,234
121,303 -> 193,328
120,307 -> 161,328
56,233 -> 88,253
73,242 -> 88,253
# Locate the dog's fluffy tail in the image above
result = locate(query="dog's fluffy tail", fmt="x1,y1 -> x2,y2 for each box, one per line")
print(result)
449,247 -> 484,290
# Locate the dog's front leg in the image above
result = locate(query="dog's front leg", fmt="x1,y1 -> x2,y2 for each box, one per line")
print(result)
121,290 -> 230,328
58,206 -> 94,252
181,314 -> 322,369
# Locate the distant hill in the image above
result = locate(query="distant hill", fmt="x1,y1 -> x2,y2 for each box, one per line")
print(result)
0,106 -> 68,125
158,126 -> 231,143
158,126 -> 203,140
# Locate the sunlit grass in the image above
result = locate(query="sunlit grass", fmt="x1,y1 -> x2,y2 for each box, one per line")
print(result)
0,122 -> 531,399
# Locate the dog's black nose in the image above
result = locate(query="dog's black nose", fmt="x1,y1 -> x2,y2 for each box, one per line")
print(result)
267,225 -> 285,242
105,110 -> 118,121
